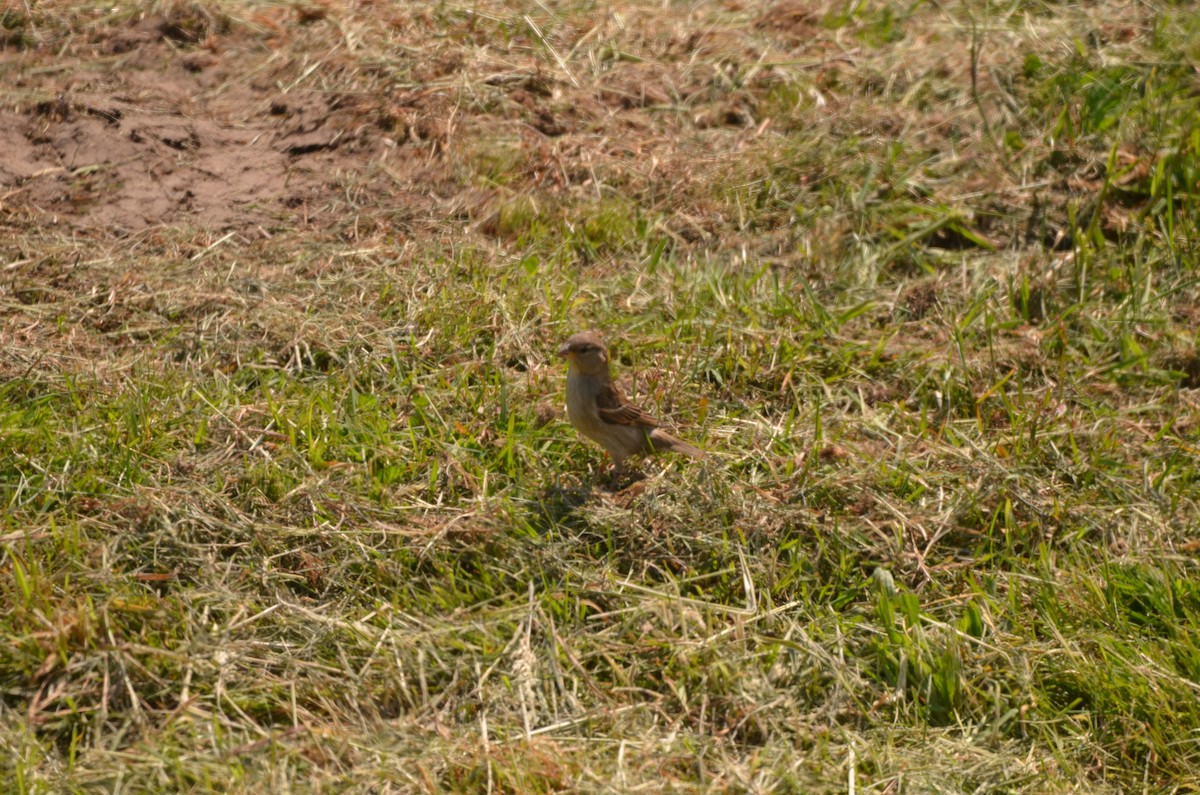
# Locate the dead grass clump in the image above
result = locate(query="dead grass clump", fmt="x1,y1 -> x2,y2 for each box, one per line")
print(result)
1155,347 -> 1200,390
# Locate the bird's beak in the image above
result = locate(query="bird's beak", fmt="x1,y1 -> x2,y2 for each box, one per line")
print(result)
557,343 -> 572,358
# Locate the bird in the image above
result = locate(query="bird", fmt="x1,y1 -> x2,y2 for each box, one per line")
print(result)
557,330 -> 704,478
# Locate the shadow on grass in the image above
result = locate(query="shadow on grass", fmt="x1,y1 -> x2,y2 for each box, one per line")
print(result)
525,481 -> 594,538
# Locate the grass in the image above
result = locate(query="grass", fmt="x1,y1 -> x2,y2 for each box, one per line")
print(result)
3,0 -> 1200,791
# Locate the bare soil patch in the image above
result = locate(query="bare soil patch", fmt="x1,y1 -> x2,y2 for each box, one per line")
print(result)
0,14 -> 414,234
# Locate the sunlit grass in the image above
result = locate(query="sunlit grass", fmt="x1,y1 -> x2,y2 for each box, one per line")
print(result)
2,0 -> 1200,792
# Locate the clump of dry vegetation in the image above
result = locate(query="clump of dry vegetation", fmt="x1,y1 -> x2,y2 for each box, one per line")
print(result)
2,0 -> 1199,791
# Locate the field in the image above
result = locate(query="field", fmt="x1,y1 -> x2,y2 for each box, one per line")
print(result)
3,0 -> 1200,791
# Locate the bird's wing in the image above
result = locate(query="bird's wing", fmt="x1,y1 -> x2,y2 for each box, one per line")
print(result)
596,382 -> 661,427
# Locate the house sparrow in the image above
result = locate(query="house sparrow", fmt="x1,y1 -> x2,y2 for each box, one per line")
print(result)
557,331 -> 704,476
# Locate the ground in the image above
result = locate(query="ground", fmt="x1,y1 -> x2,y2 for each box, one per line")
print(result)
2,1 -> 1200,792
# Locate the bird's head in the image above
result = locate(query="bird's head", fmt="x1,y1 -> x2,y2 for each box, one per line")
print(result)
557,331 -> 610,375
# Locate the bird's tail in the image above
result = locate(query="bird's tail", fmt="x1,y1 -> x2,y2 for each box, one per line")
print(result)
649,429 -> 705,459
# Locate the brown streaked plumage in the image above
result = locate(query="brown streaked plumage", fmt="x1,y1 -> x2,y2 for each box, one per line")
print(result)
557,331 -> 704,476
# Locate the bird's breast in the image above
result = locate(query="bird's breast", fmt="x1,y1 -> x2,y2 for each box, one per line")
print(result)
565,375 -> 602,433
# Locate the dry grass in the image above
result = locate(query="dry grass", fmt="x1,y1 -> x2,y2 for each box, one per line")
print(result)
2,0 -> 1200,792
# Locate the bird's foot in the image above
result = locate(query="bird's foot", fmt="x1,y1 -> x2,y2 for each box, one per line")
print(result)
605,467 -> 646,491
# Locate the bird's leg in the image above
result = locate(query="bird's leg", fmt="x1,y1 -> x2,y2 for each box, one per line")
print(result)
608,455 -> 626,488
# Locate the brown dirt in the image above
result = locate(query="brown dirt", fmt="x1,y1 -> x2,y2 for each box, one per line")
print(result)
0,14 -> 418,234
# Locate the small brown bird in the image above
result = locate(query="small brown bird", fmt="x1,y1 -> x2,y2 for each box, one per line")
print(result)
557,331 -> 704,476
